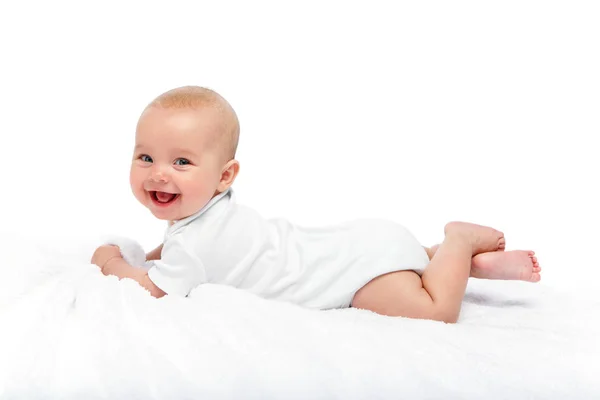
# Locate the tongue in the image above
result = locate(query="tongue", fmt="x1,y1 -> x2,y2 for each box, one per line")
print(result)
156,192 -> 176,203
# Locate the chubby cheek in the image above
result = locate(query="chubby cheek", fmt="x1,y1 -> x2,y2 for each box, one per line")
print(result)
179,179 -> 214,208
129,168 -> 147,202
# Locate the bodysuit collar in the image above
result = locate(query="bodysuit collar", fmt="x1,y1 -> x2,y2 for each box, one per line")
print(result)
166,188 -> 233,236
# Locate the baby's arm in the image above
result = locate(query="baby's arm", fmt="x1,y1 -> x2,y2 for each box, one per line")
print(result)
103,256 -> 167,298
94,235 -> 203,298
146,244 -> 164,261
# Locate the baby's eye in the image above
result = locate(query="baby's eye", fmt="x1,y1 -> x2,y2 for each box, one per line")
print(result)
174,158 -> 190,166
140,155 -> 153,163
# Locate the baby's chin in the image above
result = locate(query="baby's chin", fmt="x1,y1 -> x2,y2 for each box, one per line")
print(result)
149,208 -> 198,223
143,195 -> 208,222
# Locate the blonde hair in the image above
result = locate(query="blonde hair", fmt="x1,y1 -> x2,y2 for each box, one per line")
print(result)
147,85 -> 240,161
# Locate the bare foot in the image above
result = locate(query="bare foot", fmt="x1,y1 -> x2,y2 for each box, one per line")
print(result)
471,250 -> 541,282
444,221 -> 505,255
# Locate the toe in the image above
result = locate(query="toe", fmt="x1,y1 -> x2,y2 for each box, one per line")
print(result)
530,273 -> 541,282
531,256 -> 537,263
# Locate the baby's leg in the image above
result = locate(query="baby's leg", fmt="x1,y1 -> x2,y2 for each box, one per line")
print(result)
351,222 -> 504,323
425,245 -> 541,282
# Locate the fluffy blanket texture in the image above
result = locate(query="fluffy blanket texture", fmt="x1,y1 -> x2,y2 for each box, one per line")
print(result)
0,232 -> 598,399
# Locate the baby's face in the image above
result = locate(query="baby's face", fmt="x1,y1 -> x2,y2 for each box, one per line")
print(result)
130,107 -> 226,222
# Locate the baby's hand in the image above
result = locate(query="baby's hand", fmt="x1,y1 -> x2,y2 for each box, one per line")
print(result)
91,245 -> 123,273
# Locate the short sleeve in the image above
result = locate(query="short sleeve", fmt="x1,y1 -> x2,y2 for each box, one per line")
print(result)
147,235 -> 206,297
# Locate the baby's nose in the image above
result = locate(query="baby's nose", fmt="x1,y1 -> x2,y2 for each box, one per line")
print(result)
150,166 -> 169,183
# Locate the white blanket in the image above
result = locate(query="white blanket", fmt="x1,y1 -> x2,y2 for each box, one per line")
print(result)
0,232 -> 598,399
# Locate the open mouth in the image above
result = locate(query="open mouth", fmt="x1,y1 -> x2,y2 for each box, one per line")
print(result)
149,191 -> 180,207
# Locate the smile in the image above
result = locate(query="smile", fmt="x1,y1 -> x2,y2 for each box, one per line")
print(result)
149,191 -> 180,207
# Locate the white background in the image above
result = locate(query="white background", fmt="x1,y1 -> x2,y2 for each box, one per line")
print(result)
0,1 -> 598,290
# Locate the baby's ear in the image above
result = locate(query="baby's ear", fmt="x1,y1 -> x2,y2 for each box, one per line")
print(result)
218,159 -> 240,192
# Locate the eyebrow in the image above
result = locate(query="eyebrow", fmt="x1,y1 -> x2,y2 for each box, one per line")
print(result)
133,145 -> 198,158
173,148 -> 198,158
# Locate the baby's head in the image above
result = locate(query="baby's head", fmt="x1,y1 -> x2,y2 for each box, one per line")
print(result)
130,85 -> 240,222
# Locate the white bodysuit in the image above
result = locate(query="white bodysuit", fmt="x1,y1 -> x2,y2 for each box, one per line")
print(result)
147,188 -> 430,310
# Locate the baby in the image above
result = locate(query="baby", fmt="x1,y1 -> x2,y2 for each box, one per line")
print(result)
91,86 -> 541,324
